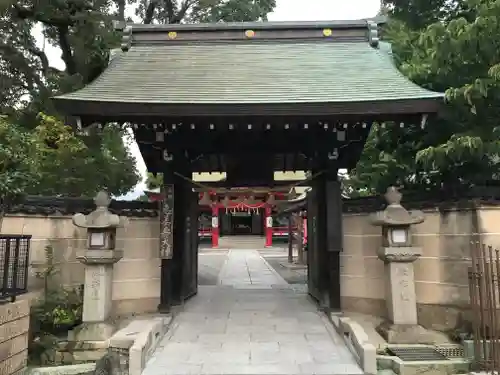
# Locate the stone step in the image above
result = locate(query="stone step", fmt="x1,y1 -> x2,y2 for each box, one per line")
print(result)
218,235 -> 266,249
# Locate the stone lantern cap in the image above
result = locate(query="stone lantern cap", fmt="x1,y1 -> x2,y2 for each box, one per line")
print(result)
371,187 -> 425,227
73,191 -> 127,229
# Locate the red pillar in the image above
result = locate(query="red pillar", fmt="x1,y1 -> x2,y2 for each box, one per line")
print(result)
211,205 -> 219,248
265,205 -> 272,247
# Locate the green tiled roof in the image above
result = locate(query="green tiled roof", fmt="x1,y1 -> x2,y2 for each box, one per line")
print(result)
54,27 -> 442,106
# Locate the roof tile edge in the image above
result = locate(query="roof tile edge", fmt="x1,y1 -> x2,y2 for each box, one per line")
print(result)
120,25 -> 132,52
116,18 -> 386,33
115,18 -> 386,50
367,20 -> 379,48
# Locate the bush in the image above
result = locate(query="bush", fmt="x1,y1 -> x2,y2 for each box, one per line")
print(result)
28,245 -> 83,365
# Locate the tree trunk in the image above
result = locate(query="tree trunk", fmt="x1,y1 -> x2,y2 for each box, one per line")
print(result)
116,0 -> 125,20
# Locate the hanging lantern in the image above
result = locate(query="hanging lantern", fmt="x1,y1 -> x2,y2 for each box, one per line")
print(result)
266,194 -> 276,206
198,192 -> 212,206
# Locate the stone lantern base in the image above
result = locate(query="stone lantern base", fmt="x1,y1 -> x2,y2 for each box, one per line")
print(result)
376,321 -> 436,344
69,321 -> 117,342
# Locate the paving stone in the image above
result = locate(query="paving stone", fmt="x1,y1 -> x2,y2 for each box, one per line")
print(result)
143,363 -> 203,375
299,362 -> 365,375
143,249 -> 363,375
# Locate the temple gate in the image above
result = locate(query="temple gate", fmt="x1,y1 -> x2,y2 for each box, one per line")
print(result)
51,19 -> 443,313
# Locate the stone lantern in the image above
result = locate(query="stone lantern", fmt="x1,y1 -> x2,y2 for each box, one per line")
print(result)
370,186 -> 432,344
71,191 -> 127,341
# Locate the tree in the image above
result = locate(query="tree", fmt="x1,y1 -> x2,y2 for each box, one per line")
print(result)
29,114 -> 140,197
146,173 -> 163,190
136,173 -> 163,201
0,116 -> 40,231
3,0 -> 276,116
349,0 -> 500,195
381,0 -> 472,30
1,0 -> 275,198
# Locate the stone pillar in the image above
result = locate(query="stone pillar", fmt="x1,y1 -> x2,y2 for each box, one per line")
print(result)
71,191 -> 126,341
378,247 -> 421,325
265,205 -> 272,247
371,186 -> 433,344
211,205 -> 219,248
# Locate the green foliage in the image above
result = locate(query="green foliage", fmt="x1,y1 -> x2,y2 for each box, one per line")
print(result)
382,0 -> 471,30
187,0 -> 276,22
349,0 -> 500,195
29,245 -> 83,365
0,114 -> 140,200
146,173 -> 163,190
0,116 -> 40,229
29,115 -> 140,197
1,0 -> 276,197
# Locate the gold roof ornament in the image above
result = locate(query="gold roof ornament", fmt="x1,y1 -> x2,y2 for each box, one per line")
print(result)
245,29 -> 255,38
168,31 -> 177,39
322,28 -> 332,37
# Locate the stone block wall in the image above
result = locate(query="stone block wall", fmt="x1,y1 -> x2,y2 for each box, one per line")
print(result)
2,214 -> 160,317
0,299 -> 30,375
3,197 -> 500,331
341,206 -> 496,332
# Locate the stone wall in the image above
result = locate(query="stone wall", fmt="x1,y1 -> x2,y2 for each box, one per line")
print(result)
2,214 -> 161,317
0,299 -> 30,375
4,196 -> 500,330
341,205 -> 496,332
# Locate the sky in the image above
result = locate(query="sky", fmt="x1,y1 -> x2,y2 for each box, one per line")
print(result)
36,0 -> 380,200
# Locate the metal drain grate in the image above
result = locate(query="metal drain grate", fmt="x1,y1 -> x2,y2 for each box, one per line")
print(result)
387,347 -> 449,361
435,345 -> 465,359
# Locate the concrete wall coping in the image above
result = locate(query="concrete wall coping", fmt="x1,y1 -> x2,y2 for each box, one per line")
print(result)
27,363 -> 96,375
330,313 -> 377,375
108,316 -> 172,375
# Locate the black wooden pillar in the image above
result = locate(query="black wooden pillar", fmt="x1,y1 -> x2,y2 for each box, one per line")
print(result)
158,155 -> 192,312
309,161 -> 343,312
323,164 -> 343,311
158,164 -> 174,313
171,156 -> 191,305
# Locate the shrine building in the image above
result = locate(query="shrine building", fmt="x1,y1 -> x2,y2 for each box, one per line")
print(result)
144,172 -> 308,247
51,18 -> 443,312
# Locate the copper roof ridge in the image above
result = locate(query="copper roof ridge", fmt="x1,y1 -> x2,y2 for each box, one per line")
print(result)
113,17 -> 386,33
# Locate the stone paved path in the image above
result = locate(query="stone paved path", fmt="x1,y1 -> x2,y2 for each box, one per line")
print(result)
142,249 -> 363,375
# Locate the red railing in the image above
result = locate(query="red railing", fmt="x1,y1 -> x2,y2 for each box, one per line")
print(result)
272,226 -> 294,238
272,222 -> 307,245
